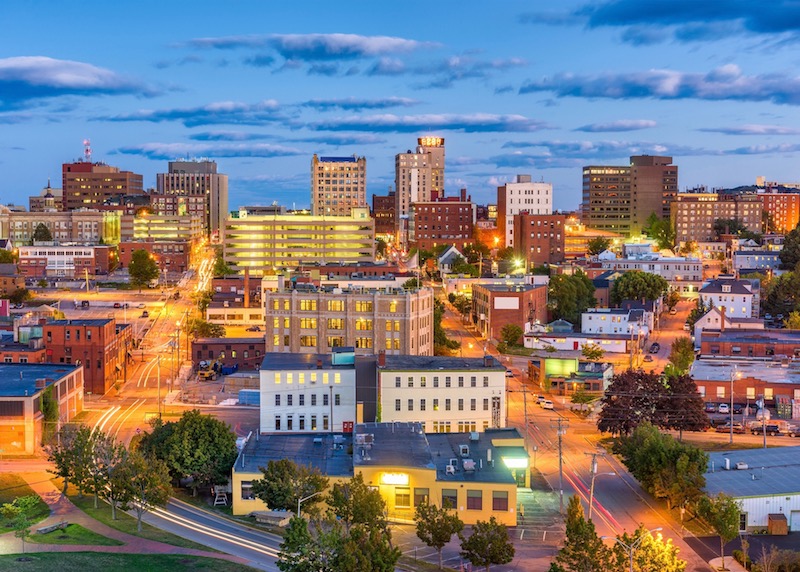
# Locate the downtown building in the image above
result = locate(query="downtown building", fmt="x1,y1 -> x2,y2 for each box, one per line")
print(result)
512,213 -> 566,267
496,175 -> 553,248
582,155 -> 678,237
759,191 -> 800,234
409,189 -> 475,252
395,137 -> 445,246
311,154 -> 367,216
0,209 -> 121,246
62,161 -> 144,211
670,192 -> 762,244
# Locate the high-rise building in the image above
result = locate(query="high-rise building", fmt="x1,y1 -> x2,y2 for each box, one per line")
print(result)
154,160 -> 228,239
671,192 -> 761,244
311,155 -> 367,216
62,161 -> 144,211
759,191 -> 800,234
372,189 -> 396,240
496,175 -> 553,248
409,189 -> 475,252
582,155 -> 678,236
395,137 -> 445,241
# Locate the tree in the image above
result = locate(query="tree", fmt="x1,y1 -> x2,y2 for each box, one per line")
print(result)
459,516 -> 515,572
121,449 -> 172,532
191,289 -> 213,313
87,431 -> 123,511
185,317 -> 225,339
500,323 -> 523,346
587,237 -> 611,256
40,385 -> 59,445
678,241 -> 698,257
433,299 -> 460,355
581,343 -> 605,362
554,495 -> 610,572
402,277 -> 419,290
761,266 -> 800,317
570,388 -> 595,412
713,218 -> 747,239
643,215 -> 676,250
327,472 -> 387,533
0,249 -> 14,263
128,249 -> 159,292
47,424 -> 94,496
609,524 -> 686,572
784,311 -> 800,330
609,271 -> 669,305
662,374 -> 709,439
1,495 -> 40,553
32,222 -> 53,242
597,370 -> 669,436
212,248 -> 236,277
450,255 -> 479,277
665,289 -> 681,311
548,271 -> 595,325
336,523 -> 401,572
8,288 -> 32,305
463,242 -> 489,264
375,238 -> 387,259
667,337 -> 695,375
138,409 -> 237,496
780,223 -> 800,269
697,493 -> 742,572
686,297 -> 708,329
277,516 -> 340,572
251,459 -> 329,514
414,500 -> 464,569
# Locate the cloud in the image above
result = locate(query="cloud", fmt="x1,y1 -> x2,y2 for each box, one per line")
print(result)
100,99 -> 284,127
0,56 -> 154,110
113,141 -> 303,161
575,119 -> 656,132
367,55 -> 527,88
188,131 -> 275,142
289,134 -> 387,146
698,124 -> 800,135
188,33 -> 436,60
309,113 -> 550,133
724,143 -> 800,155
519,65 -> 800,106
242,54 -> 275,68
301,97 -> 419,111
500,139 -> 709,160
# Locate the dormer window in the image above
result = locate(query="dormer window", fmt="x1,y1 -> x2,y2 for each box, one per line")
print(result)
722,284 -> 731,293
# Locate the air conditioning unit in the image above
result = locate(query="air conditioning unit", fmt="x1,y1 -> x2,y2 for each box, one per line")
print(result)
735,462 -> 749,470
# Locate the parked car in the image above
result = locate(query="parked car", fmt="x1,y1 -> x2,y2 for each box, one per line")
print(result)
245,325 -> 262,332
787,426 -> 800,438
683,323 -> 691,331
649,343 -> 660,354
764,313 -> 773,321
718,403 -> 730,414
643,355 -> 653,362
113,302 -> 121,308
751,424 -> 782,436
137,303 -> 146,309
669,308 -> 677,315
140,310 -> 149,318
505,369 -> 514,377
732,403 -> 744,414
715,423 -> 746,434
536,395 -> 546,405
704,402 -> 717,413
542,400 -> 554,410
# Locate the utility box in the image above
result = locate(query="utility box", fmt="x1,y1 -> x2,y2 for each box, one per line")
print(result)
768,513 -> 788,535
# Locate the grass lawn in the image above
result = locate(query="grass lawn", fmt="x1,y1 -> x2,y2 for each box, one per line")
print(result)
28,523 -> 123,546
170,490 -> 286,537
0,474 -> 51,528
0,553 -> 258,572
54,478 -> 219,552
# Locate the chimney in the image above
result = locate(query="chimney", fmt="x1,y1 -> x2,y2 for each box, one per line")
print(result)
244,267 -> 250,308
277,274 -> 285,292
484,354 -> 493,368
316,358 -> 323,369
378,350 -> 386,367
720,305 -> 725,332
460,188 -> 467,201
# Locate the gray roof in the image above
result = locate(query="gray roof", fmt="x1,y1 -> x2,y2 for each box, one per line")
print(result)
691,358 -> 800,385
0,364 -> 79,397
474,283 -> 543,293
700,280 -> 753,295
235,433 -> 353,477
259,352 -> 355,371
0,263 -> 18,276
706,448 -> 800,498
702,329 -> 800,344
48,319 -> 113,327
382,355 -> 504,371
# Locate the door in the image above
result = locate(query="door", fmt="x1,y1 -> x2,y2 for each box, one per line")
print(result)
791,511 -> 800,532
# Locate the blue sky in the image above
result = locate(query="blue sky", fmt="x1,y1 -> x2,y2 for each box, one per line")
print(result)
4,0 -> 800,212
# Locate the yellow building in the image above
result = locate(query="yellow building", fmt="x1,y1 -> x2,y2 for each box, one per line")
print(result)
231,422 -> 529,526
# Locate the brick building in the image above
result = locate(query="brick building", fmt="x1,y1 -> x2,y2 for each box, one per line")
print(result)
191,338 -> 266,371
42,319 -> 133,395
759,191 -> 800,234
700,329 -> 800,359
472,283 -> 548,342
311,155 -> 367,216
671,192 -> 762,244
409,189 -> 475,252
62,161 -> 144,211
118,240 -> 192,274
512,213 -> 566,267
18,244 -> 113,279
372,190 -> 396,239
497,175 -> 553,248
0,264 -> 24,297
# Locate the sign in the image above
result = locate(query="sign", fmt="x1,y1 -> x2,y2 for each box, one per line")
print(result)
418,137 -> 444,147
381,472 -> 409,485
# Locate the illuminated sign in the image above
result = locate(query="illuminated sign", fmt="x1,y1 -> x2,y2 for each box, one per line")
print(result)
418,137 -> 444,147
502,457 -> 528,469
381,472 -> 409,485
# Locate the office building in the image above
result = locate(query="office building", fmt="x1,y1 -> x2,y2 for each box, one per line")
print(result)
512,213 -> 566,267
472,283 -> 548,342
120,213 -> 204,243
582,155 -> 678,236
1,209 -> 121,246
18,244 -> 113,279
155,160 -> 228,239
62,161 -> 144,211
372,189 -> 396,240
29,182 -> 63,212
395,137 -> 445,239
409,189 -> 475,252
311,154 -> 367,216
497,175 -> 553,248
671,192 -> 761,244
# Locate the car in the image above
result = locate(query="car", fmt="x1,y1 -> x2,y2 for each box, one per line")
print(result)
643,355 -> 653,362
715,423 -> 746,434
113,302 -> 121,308
649,343 -> 660,354
703,264 -> 710,269
732,404 -> 744,414
704,402 -> 717,413
536,395 -> 546,405
787,426 -> 800,438
718,403 -> 730,414
505,370 -> 514,377
245,325 -> 262,332
683,323 -> 691,331
541,400 -> 554,410
752,424 -> 782,436
777,314 -> 784,321
137,303 -> 146,309
764,313 -> 773,321
669,308 -> 677,315
140,310 -> 149,318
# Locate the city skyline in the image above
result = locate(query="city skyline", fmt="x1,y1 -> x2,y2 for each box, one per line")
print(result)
4,1 -> 800,212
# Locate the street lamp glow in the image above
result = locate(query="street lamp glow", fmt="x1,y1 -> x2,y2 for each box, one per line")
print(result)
602,527 -> 663,572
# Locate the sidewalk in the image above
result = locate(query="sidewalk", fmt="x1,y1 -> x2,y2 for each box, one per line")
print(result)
0,471 -> 248,566
709,556 -> 748,571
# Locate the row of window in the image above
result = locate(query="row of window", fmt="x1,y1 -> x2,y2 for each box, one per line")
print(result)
393,487 -> 508,512
274,393 -> 340,407
272,334 -> 401,350
270,299 -> 390,312
272,371 -> 341,384
432,421 -> 484,433
273,414 -> 328,431
395,397 -> 490,412
394,375 -> 490,388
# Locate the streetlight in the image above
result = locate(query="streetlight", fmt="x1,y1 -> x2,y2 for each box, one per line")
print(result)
602,527 -> 663,572
297,491 -> 324,518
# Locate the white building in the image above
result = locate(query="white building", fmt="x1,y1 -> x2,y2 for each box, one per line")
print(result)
699,277 -> 757,319
600,254 -> 703,295
259,351 -> 357,434
692,306 -> 764,349
497,175 -> 553,248
378,354 -> 507,434
581,308 -> 649,337
732,250 -> 782,273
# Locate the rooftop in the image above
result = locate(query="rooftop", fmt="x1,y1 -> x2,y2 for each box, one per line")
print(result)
194,337 -> 266,344
0,363 -> 79,397
703,328 -> 800,343
259,351 -> 356,371
700,280 -> 753,295
691,357 -> 800,384
705,448 -> 800,498
48,319 -> 113,327
235,432 -> 353,476
318,156 -> 359,163
381,355 -> 504,371
473,283 -> 543,293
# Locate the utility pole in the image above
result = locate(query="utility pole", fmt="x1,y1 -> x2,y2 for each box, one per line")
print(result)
550,417 -> 569,514
585,451 -> 605,521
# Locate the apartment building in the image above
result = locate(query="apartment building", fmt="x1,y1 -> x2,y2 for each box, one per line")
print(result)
472,283 -> 548,342
372,190 -> 396,240
409,189 -> 475,252
699,277 -> 758,319
154,160 -> 228,239
497,175 -> 553,248
261,281 -> 434,356
1,209 -> 121,246
18,244 -> 113,278
671,192 -> 762,244
62,161 -> 144,211
512,213 -> 566,266
395,137 -> 445,238
759,191 -> 800,234
311,154 -> 367,216
599,255 -> 703,294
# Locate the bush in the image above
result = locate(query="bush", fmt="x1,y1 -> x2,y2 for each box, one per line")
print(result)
732,549 -> 752,570
496,341 -> 508,353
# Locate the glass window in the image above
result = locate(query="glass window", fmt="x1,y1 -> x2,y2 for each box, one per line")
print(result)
287,395 -> 293,406
395,487 -> 411,508
442,489 -> 457,510
408,399 -> 414,411
241,481 -> 255,500
311,415 -> 317,430
471,399 -> 476,411
467,490 -> 482,510
470,376 -> 476,387
323,415 -> 329,430
433,399 -> 439,411
299,416 -> 305,430
408,377 -> 414,388
420,376 -> 427,387
492,491 -> 508,511
275,416 -> 281,431
458,399 -> 464,411
445,399 -> 451,411
395,376 -> 401,388
323,394 -> 329,406
275,394 -> 281,406
395,399 -> 401,411
483,398 -> 489,411
299,394 -> 304,406
335,394 -> 341,406
414,488 -> 430,506
420,399 -> 426,411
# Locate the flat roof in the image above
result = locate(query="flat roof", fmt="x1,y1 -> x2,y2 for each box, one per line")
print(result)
382,355 -> 504,371
194,337 -> 265,344
259,352 -> 355,371
473,284 -> 542,293
48,319 -> 113,326
235,433 -> 353,477
706,448 -> 800,498
691,358 -> 800,385
0,364 -> 79,397
703,329 -> 800,344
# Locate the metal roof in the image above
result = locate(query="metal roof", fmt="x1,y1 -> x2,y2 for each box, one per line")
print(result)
0,363 -> 79,397
706,447 -> 800,498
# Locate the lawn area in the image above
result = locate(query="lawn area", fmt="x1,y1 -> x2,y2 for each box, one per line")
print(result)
170,490 -> 286,537
28,523 -> 123,546
0,553 -> 258,572
0,474 -> 51,528
54,478 -> 218,552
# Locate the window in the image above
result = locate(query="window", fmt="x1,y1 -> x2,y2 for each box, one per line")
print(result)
408,399 -> 414,411
328,318 -> 344,329
355,337 -> 372,349
311,415 -> 317,430
492,491 -> 508,511
286,373 -> 293,384
414,488 -> 429,506
395,399 -> 401,411
739,512 -> 748,532
420,376 -> 427,387
355,319 -> 373,331
299,395 -> 305,406
458,399 -> 464,411
483,376 -> 489,387
328,300 -> 344,312
717,387 -> 726,399
433,399 -> 439,411
323,415 -> 329,430
334,394 -> 341,406
275,416 -> 281,431
323,394 -> 329,406
287,416 -> 293,431
299,299 -> 317,311
327,336 -> 345,347
273,334 -> 281,346
275,394 -> 281,406
445,399 -> 451,411
299,416 -> 305,430
395,487 -> 411,508
483,398 -> 489,411
470,399 -> 476,411
458,376 -> 464,387
287,395 -> 293,407
765,388 -> 774,399
470,376 -> 476,387
433,376 -> 439,388
355,301 -> 373,312
408,377 -> 414,388
300,335 -> 317,347
442,489 -> 457,510
445,376 -> 451,388
389,301 -> 397,313
395,376 -> 401,388
467,490 -> 482,510
420,399 -> 426,411
300,318 -> 317,329
311,394 -> 317,406
241,481 -> 255,500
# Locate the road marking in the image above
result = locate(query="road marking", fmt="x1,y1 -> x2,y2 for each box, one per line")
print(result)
112,399 -> 146,439
92,405 -> 121,435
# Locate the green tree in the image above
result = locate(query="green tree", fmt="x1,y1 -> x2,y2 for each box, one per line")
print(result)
414,500 -> 464,569
665,289 -> 681,311
644,215 -> 676,250
548,271 -> 595,325
212,249 -> 236,277
251,459 -> 329,514
433,299 -> 460,355
713,218 -> 747,239
662,374 -> 709,440
402,277 -> 419,290
375,238 -> 387,259
278,516 -> 340,572
459,516 -> 515,572
597,370 -> 668,436
1,495 -> 40,553
40,385 -> 59,445
327,472 -> 387,533
8,288 -> 32,305
336,523 -> 401,572
581,343 -> 605,362
450,255 -> 479,277
191,289 -> 213,313
609,524 -> 686,572
686,297 -> 708,329
587,237 -> 611,256
780,223 -> 800,269
121,449 -> 172,532
185,317 -> 225,339
500,323 -> 523,346
463,242 -> 489,264
87,431 -> 125,512
32,222 -> 53,242
128,249 -> 159,292
37,278 -> 48,288
667,337 -> 695,375
697,493 -> 742,572
570,387 -> 595,412
0,249 -> 14,263
554,495 -> 610,571
784,311 -> 800,330
678,241 -> 698,257
610,271 -> 669,305
761,266 -> 800,317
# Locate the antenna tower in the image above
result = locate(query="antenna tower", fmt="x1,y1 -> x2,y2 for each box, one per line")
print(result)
83,139 -> 92,163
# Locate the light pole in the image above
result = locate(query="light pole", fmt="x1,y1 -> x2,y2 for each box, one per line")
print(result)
729,365 -> 739,445
297,491 -> 324,518
603,527 -> 662,572
585,451 -> 615,521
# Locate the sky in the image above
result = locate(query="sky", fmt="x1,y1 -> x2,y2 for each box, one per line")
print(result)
4,0 -> 800,212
